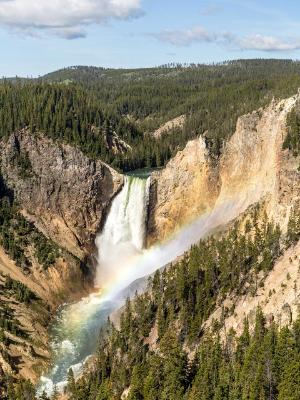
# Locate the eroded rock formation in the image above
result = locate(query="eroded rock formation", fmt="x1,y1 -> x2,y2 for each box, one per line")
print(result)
148,94 -> 299,244
0,129 -> 123,258
148,136 -> 220,244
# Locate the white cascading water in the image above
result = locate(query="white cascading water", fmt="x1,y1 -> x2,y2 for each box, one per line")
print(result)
37,175 -> 151,396
95,176 -> 150,289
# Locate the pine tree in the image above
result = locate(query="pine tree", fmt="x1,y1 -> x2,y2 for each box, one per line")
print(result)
67,368 -> 76,398
278,354 -> 300,400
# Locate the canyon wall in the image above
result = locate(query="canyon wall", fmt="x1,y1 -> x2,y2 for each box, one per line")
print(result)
148,95 -> 299,244
148,92 -> 300,342
147,136 -> 220,244
205,235 -> 300,338
0,129 -> 123,259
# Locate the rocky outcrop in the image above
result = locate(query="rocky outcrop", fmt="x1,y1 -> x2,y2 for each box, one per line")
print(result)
148,94 -> 299,244
205,238 -> 300,337
0,286 -> 50,383
152,115 -> 186,139
148,136 -> 220,244
0,245 -> 88,307
91,125 -> 131,154
0,130 -> 123,258
216,96 -> 298,228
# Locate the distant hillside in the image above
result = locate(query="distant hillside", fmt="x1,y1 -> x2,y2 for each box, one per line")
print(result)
0,60 -> 299,172
42,59 -> 300,155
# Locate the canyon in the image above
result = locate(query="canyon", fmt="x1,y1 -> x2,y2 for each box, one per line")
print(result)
1,91 -> 300,393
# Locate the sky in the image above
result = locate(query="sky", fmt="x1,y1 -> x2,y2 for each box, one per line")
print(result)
0,0 -> 300,77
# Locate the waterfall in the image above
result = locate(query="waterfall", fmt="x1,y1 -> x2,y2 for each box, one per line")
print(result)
95,175 -> 150,289
37,174 -> 150,396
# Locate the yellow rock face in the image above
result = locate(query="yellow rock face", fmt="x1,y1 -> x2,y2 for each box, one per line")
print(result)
148,136 -> 220,244
148,94 -> 300,245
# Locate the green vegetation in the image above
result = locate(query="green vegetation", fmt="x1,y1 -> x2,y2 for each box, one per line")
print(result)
13,150 -> 33,179
2,60 -> 300,171
60,206 -> 300,400
43,60 -> 300,160
4,312 -> 300,400
0,82 -> 143,171
0,377 -> 37,400
286,202 -> 300,245
0,273 -> 40,346
284,100 -> 300,156
31,232 -> 60,269
0,299 -> 29,343
4,275 -> 37,304
0,195 -> 60,270
74,314 -> 300,400
0,195 -> 29,269
0,173 -> 60,270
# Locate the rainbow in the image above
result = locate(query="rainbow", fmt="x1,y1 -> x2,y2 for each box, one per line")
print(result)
38,178 -> 247,396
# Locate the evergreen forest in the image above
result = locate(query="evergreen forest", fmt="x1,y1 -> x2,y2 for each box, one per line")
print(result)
2,59 -> 300,171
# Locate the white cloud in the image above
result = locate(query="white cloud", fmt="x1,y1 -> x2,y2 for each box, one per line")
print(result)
152,27 -> 232,47
152,25 -> 300,53
0,0 -> 142,39
239,34 -> 300,52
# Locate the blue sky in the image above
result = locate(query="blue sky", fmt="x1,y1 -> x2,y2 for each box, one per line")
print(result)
0,0 -> 300,77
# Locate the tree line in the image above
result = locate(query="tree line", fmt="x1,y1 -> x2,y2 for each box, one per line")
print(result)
2,59 -> 300,172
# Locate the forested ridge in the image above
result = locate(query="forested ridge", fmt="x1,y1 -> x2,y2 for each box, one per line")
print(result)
1,59 -> 300,171
0,83 -> 144,171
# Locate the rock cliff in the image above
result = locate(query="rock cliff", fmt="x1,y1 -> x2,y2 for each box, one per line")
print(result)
148,94 -> 299,243
148,136 -> 219,244
205,236 -> 300,338
0,130 -> 123,258
148,92 -> 300,344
